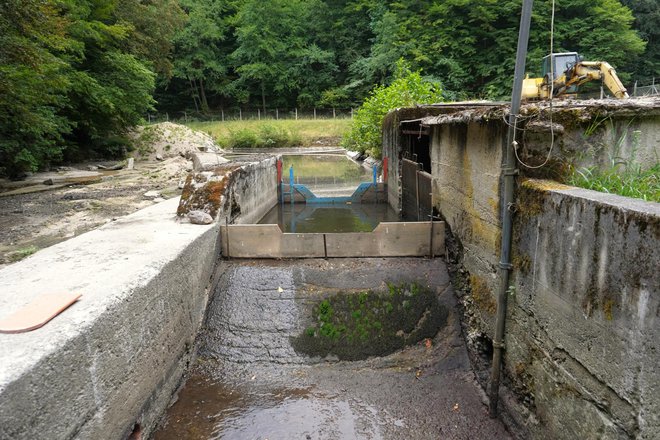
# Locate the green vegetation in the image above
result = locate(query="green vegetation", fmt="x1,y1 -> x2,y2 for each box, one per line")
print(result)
342,60 -> 443,158
187,119 -> 350,148
9,246 -> 38,263
292,282 -> 447,360
569,163 -> 659,202
1,0 -> 654,176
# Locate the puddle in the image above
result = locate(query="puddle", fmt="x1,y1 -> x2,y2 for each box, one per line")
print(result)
259,203 -> 399,233
153,373 -> 382,440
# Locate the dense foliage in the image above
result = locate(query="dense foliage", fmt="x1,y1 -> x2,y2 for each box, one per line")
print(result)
342,61 -> 443,157
0,0 -> 655,176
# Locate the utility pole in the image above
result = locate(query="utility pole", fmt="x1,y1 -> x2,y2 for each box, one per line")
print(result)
489,0 -> 534,418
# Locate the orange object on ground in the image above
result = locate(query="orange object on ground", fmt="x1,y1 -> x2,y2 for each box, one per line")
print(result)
0,293 -> 81,334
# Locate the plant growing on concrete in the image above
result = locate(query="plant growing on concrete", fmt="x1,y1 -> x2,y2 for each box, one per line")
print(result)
292,282 -> 447,361
341,60 -> 444,158
569,130 -> 660,202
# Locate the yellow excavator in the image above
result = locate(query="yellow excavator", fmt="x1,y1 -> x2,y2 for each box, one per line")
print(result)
522,52 -> 629,100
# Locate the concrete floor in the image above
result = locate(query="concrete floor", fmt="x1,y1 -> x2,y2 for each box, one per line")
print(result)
153,258 -> 511,440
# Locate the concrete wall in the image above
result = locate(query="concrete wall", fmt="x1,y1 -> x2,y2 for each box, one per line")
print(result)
382,100 -> 660,439
221,222 -> 445,258
507,181 -> 659,439
0,198 -> 220,439
431,120 -> 505,310
177,155 -> 277,225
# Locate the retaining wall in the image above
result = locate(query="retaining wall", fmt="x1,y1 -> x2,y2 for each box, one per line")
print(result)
382,100 -> 660,439
177,155 -> 277,225
0,198 -> 219,440
508,181 -> 659,439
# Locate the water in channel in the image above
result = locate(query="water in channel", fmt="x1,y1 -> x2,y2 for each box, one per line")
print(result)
281,154 -> 373,197
262,153 -> 398,232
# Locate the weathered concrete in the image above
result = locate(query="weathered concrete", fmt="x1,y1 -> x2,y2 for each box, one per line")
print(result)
191,151 -> 229,171
504,180 -> 660,439
177,155 -> 277,225
220,222 -> 445,258
383,99 -> 660,439
0,198 -> 220,439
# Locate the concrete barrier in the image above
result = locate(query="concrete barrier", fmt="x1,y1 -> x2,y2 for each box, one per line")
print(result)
220,221 -> 445,258
0,198 -> 219,440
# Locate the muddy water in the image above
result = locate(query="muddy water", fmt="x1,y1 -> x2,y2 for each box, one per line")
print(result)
152,259 -> 511,440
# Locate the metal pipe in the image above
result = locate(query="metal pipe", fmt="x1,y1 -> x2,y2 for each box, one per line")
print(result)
489,0 -> 534,418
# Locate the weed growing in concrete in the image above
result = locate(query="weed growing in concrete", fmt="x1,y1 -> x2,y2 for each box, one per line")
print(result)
568,132 -> 659,203
9,245 -> 38,262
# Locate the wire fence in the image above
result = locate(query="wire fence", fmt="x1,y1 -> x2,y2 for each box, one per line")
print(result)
631,79 -> 659,97
147,108 -> 355,124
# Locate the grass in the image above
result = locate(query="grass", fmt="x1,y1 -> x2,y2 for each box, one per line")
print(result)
186,118 -> 351,148
9,245 -> 38,262
568,163 -> 659,202
292,282 -> 446,361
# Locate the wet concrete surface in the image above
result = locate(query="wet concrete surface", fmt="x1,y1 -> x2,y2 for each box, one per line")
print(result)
153,258 -> 511,440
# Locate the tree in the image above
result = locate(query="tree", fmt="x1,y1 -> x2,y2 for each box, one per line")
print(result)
171,0 -> 236,112
230,0 -> 337,110
0,0 -> 72,177
350,0 -> 645,99
115,0 -> 186,79
59,0 -> 156,159
342,60 -> 444,158
621,0 -> 660,83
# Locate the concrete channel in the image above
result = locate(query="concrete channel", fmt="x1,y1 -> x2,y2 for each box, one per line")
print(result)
0,151 -> 509,439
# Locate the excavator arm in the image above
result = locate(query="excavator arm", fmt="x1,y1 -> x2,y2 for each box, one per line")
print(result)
554,61 -> 629,99
521,55 -> 629,100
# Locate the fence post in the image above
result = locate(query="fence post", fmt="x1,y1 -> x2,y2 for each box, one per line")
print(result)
295,108 -> 298,120
633,81 -> 638,97
276,108 -> 279,120
184,111 -> 187,123
333,108 -> 336,119
314,108 -> 316,120
239,108 -> 242,121
221,109 -> 225,122
258,109 -> 261,120
351,108 -> 354,119
166,112 -> 169,122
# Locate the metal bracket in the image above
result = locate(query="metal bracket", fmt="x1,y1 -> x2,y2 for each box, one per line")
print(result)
492,341 -> 506,350
503,168 -> 519,176
499,262 -> 513,270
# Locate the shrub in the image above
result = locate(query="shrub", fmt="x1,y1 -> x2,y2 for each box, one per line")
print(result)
341,60 -> 444,158
227,128 -> 260,149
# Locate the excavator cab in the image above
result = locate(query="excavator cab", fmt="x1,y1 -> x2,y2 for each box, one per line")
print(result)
542,52 -> 580,92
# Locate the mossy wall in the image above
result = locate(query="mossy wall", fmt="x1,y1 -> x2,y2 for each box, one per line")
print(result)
506,180 -> 660,439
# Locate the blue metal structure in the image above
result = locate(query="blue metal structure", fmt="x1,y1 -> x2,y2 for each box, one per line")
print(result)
281,164 -> 383,205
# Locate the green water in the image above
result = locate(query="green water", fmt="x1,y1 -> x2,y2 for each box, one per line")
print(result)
259,203 -> 399,233
282,154 -> 372,195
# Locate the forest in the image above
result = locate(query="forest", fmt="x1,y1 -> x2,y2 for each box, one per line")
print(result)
0,0 -> 657,177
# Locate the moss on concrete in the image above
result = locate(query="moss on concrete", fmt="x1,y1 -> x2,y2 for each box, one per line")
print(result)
469,275 -> 496,315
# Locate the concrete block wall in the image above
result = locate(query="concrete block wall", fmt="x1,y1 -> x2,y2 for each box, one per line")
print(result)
0,199 -> 220,439
507,181 -> 659,439
430,121 -> 505,328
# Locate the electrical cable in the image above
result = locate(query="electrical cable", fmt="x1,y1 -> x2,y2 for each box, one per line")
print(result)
514,0 -> 557,169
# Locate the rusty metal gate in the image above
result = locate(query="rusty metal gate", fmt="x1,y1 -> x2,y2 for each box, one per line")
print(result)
401,159 -> 432,221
